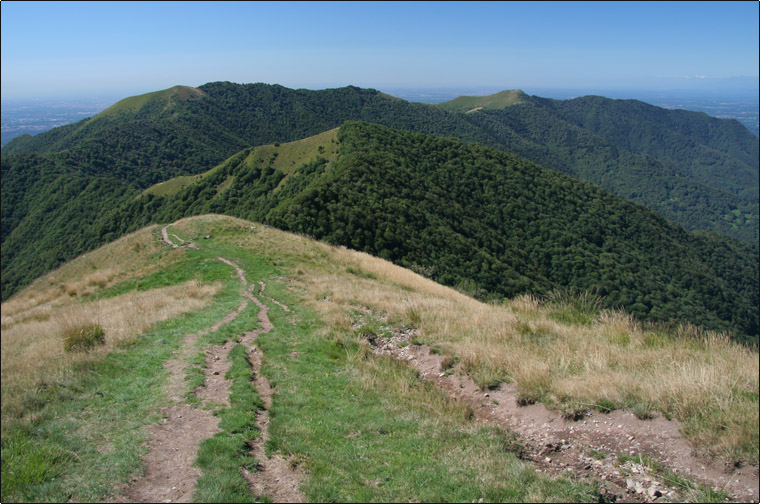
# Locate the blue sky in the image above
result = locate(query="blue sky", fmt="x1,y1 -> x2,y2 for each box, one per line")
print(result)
1,1 -> 758,99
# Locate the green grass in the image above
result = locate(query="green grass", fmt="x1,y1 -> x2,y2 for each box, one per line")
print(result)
255,128 -> 340,176
93,85 -> 205,120
0,229 -> 268,502
0,303 -> 222,501
437,89 -> 529,113
17,216 -> 747,502
142,175 -> 202,197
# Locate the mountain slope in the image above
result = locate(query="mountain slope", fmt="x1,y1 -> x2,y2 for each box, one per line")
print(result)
3,83 -> 757,241
118,122 -> 758,342
453,94 -> 759,242
436,89 -> 531,113
2,214 -> 757,502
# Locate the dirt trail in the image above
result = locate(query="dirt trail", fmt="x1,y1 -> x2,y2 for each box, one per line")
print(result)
370,332 -> 759,503
121,259 -> 245,503
118,225 -> 304,502
241,281 -> 306,503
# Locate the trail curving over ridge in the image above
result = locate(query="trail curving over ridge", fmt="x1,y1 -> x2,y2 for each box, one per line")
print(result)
119,224 -> 304,502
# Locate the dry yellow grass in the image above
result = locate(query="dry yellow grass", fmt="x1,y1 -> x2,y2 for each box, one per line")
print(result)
1,224 -> 220,424
2,224 -> 181,322
1,280 -> 220,421
4,213 -> 756,465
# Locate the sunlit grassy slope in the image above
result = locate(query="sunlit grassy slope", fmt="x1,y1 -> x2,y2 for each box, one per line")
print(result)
1,214 -> 757,502
142,128 -> 340,198
92,85 -> 208,121
436,89 -> 530,113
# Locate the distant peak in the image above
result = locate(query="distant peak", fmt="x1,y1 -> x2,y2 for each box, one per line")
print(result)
92,86 -> 207,120
436,89 -> 530,113
167,85 -> 208,101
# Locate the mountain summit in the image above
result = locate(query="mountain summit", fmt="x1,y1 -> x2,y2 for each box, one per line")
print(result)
437,89 -> 531,112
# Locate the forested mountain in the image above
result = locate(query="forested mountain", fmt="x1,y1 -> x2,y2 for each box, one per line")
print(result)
76,123 -> 759,343
4,82 -> 757,242
2,84 -> 758,342
442,93 -> 759,242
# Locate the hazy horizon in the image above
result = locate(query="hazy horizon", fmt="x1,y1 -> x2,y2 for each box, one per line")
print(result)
2,1 -> 757,101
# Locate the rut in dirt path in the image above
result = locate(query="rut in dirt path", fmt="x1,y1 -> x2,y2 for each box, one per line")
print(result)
121,226 -> 305,503
120,256 -> 248,503
369,332 -> 759,503
241,280 -> 306,503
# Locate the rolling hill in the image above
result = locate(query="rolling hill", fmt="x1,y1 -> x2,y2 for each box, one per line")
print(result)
110,122 -> 758,342
436,89 -> 531,112
3,82 -> 757,239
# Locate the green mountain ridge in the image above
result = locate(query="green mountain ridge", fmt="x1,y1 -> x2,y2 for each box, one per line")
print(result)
4,82 -> 755,242
120,122 -> 757,342
436,89 -> 531,113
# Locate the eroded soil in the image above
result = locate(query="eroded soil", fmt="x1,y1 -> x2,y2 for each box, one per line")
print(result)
368,328 -> 759,503
114,225 -> 304,503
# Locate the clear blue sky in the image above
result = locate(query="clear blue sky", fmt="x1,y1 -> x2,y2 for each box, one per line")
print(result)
1,1 -> 758,99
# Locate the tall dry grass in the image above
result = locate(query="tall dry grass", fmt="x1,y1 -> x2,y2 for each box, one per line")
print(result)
1,280 -> 219,423
1,221 -> 220,427
248,225 -> 758,464
3,224 -> 183,321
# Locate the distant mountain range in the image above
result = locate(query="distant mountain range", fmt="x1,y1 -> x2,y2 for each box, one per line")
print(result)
2,83 -> 758,342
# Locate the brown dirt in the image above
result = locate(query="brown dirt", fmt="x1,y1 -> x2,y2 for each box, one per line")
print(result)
241,282 -> 306,503
116,227 -> 305,502
160,225 -> 178,249
369,330 -> 759,503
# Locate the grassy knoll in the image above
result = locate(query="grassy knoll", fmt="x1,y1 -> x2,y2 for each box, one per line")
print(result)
93,85 -> 207,120
141,128 -> 340,198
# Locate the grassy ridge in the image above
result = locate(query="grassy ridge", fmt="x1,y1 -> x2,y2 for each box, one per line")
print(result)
2,215 -> 756,501
1,216 -> 601,502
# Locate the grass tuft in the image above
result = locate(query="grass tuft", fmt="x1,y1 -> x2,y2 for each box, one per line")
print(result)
62,324 -> 105,352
